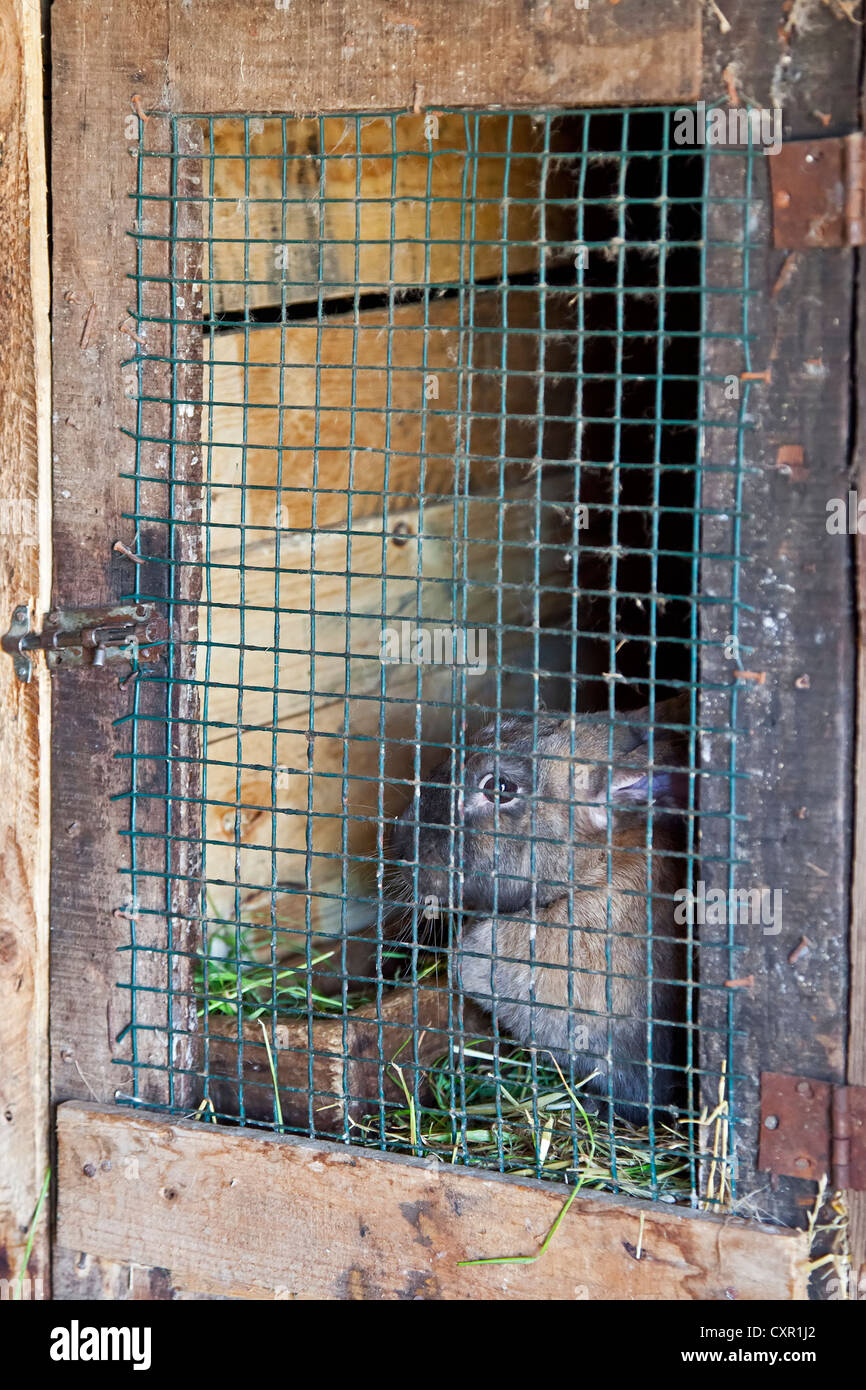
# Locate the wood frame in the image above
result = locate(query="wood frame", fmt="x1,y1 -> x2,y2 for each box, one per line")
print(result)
47,0 -> 863,1300
850,203 -> 866,1297
48,0 -> 703,1117
56,1102 -> 807,1300
695,6 -> 861,1263
0,0 -> 51,1300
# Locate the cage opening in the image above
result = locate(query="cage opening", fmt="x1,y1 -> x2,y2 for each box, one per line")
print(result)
120,106 -> 754,1207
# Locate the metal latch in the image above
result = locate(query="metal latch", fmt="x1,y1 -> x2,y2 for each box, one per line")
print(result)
771,132 -> 865,248
2,603 -> 168,682
759,1071 -> 866,1189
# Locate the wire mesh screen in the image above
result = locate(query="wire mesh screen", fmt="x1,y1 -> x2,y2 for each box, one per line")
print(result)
120,107 -> 757,1207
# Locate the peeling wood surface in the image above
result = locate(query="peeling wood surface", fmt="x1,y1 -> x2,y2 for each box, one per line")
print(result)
166,121 -> 205,1109
52,1252 -> 217,1302
0,0 -> 51,1298
55,1102 -> 808,1301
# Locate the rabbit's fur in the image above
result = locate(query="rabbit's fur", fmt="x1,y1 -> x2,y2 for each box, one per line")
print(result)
389,697 -> 690,1119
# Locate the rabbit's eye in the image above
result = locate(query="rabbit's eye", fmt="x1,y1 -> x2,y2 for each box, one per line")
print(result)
478,772 -> 520,806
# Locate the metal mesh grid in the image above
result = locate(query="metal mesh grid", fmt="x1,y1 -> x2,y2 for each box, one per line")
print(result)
117,107 -> 758,1206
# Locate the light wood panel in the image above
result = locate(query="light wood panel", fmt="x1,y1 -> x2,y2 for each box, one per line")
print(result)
207,113 -> 567,315
199,298 -> 580,938
0,0 -> 51,1299
203,292 -> 579,533
198,485 -> 576,939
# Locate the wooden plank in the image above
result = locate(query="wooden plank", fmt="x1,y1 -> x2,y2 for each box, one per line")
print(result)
165,1 -> 701,115
56,1101 -> 807,1300
849,208 -> 866,1294
50,2 -> 172,1113
196,985 -> 490,1135
199,294 -> 582,938
204,293 -> 578,536
207,114 -> 570,316
698,1 -> 861,1240
0,0 -> 51,1299
166,121 -> 205,1110
198,482 -> 575,940
200,489 -> 572,730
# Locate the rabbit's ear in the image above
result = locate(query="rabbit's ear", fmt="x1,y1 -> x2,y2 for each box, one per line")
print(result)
579,742 -> 687,832
609,761 -> 681,807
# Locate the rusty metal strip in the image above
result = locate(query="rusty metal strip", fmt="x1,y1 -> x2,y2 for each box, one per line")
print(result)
760,1072 -> 866,1189
771,133 -> 865,249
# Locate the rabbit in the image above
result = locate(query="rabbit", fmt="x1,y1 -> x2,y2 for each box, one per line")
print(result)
388,697 -> 691,1120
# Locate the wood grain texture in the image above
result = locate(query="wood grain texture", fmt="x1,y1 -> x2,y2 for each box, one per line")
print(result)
50,1 -> 172,1115
0,0 -> 51,1299
196,985 -> 490,1134
56,1101 -> 808,1301
849,197 -> 866,1290
207,113 -> 569,316
168,0 -> 701,114
166,121 -> 205,1109
200,301 -> 578,936
53,1252 -> 199,1301
204,300 -> 570,536
199,480 -> 573,941
698,1 -> 861,1244
204,292 -> 580,535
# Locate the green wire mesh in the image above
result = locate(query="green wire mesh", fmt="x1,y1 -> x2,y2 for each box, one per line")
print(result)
116,107 -> 758,1207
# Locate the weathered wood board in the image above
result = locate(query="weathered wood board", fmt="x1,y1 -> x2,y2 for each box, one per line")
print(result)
697,0 -> 861,1252
55,1101 -> 807,1301
196,984 -> 490,1135
168,2 -> 702,117
0,0 -> 51,1299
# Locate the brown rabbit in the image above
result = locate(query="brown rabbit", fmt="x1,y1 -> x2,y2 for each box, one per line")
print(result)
389,697 -> 690,1120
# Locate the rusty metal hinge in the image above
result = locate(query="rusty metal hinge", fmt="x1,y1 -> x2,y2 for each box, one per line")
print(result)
759,1071 -> 866,1189
1,603 -> 168,683
770,132 -> 865,249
